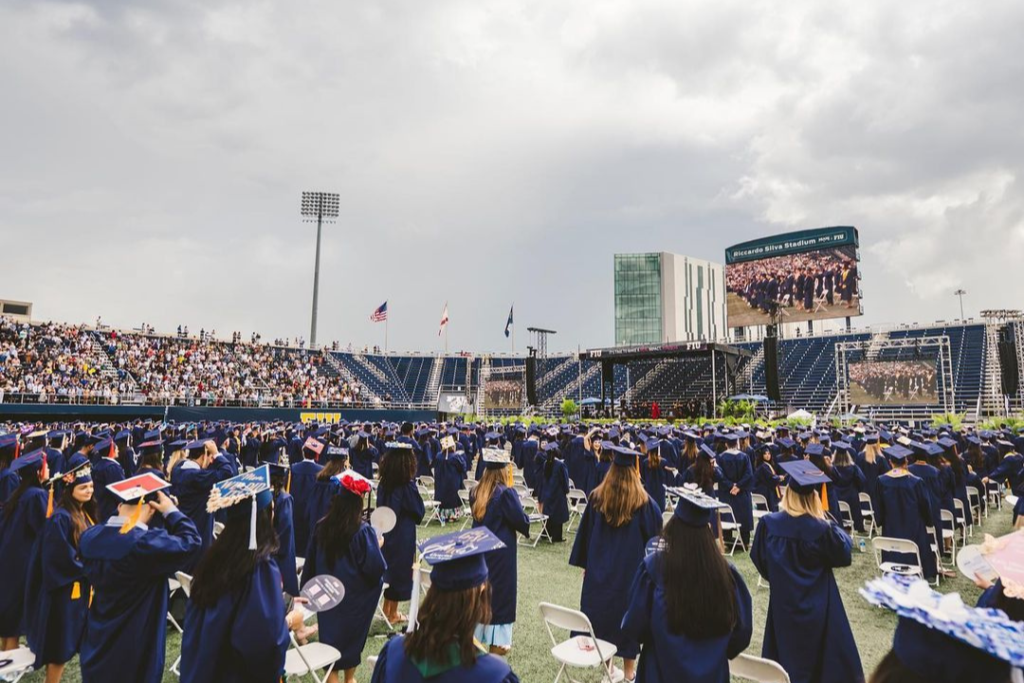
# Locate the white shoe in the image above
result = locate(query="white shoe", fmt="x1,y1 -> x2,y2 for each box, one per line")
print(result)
608,664 -> 625,683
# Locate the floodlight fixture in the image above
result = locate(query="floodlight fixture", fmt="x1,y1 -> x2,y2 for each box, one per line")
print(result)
301,191 -> 340,348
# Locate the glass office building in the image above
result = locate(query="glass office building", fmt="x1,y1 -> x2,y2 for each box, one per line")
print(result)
614,252 -> 726,345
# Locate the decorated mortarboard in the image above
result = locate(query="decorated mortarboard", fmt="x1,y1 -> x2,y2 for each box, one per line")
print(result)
883,444 -> 914,462
860,575 -> 1024,683
419,527 -> 506,592
778,460 -> 831,494
385,441 -> 414,452
56,459 -> 92,487
440,435 -> 456,450
331,471 -> 374,497
804,443 -> 825,457
481,447 -> 511,469
325,445 -> 349,461
669,487 -> 727,527
137,439 -> 163,453
207,465 -> 273,549
302,437 -> 325,456
107,472 -> 172,534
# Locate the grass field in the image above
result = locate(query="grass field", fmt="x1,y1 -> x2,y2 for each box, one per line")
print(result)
17,503 -> 1015,683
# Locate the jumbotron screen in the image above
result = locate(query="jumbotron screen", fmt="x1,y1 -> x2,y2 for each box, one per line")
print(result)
725,226 -> 862,328
483,379 -> 524,410
848,359 -> 939,405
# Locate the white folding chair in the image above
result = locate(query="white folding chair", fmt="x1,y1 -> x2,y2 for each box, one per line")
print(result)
520,495 -> 541,516
284,631 -> 341,683
718,503 -> 747,556
966,486 -> 982,524
295,556 -> 306,581
730,653 -> 791,683
458,489 -> 474,530
169,572 -> 193,675
837,501 -> 855,533
858,492 -> 876,537
566,490 -> 587,534
513,484 -> 531,499
418,475 -> 435,490
520,509 -> 552,548
0,647 -> 35,683
167,577 -> 183,634
539,602 -> 618,683
751,493 -> 770,524
939,509 -> 958,563
871,536 -> 924,580
987,481 -> 1003,510
953,498 -> 970,539
419,485 -> 442,527
375,583 -> 396,632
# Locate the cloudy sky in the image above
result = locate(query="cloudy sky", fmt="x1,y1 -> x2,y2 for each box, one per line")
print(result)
2,0 -> 1022,353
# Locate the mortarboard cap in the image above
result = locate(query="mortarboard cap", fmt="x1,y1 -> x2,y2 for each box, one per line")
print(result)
325,445 -> 349,461
481,447 -> 511,470
804,443 -> 825,457
671,488 -> 725,528
778,460 -> 831,494
331,471 -> 373,498
9,450 -> 47,474
883,445 -> 913,462
302,437 -> 325,456
419,528 -> 506,592
57,459 -> 92,487
777,437 -> 795,450
698,444 -> 717,461
108,472 -> 171,505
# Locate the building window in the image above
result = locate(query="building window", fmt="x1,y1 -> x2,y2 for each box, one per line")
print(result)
614,254 -> 663,345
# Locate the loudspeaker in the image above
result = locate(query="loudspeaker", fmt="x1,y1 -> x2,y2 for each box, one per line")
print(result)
998,340 -> 1019,396
764,336 -> 781,401
602,361 -> 614,384
525,357 -> 537,405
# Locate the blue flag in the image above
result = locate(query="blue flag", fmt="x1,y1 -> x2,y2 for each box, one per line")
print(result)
504,304 -> 514,338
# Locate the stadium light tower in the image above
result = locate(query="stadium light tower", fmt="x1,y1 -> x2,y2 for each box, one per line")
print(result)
954,288 -> 967,320
301,191 -> 340,348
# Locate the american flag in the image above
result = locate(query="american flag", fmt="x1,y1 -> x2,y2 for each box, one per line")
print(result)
370,301 -> 388,323
438,302 -> 449,336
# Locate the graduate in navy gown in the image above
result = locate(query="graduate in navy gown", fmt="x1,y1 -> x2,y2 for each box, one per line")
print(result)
432,436 -> 467,524
569,445 -> 663,682
519,435 -> 540,490
370,527 -> 520,683
181,467 -> 290,683
875,445 -> 939,581
470,447 -> 531,654
268,463 -> 299,597
753,446 -> 783,512
831,443 -> 867,532
350,432 -> 379,479
854,434 -> 889,512
290,442 -> 325,555
640,439 -> 672,514
170,439 -> 235,570
538,442 -> 570,542
939,438 -> 972,528
683,446 -> 724,497
750,460 -> 863,683
24,460 -> 96,681
0,433 -> 21,505
304,446 -> 351,551
303,472 -> 386,683
90,438 -> 125,523
622,490 -> 753,683
79,478 -> 202,683
0,451 -> 49,651
716,432 -> 754,547
984,439 -> 1024,525
377,442 -> 425,625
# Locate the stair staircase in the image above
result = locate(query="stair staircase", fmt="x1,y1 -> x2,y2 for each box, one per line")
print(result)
323,352 -> 382,404
424,355 -> 444,406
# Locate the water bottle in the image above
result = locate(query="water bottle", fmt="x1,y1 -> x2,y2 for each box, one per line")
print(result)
858,537 -> 867,554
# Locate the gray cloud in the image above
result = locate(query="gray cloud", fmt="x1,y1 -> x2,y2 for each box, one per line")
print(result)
1,0 -> 1021,352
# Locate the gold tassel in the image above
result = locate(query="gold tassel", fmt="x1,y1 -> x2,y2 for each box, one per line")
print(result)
71,582 -> 81,600
89,588 -> 94,608
46,486 -> 54,519
120,498 -> 144,534
505,464 -> 514,488
820,483 -> 829,512
286,468 -> 292,494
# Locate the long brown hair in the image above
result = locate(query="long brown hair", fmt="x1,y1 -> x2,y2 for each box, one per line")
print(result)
658,517 -> 738,637
316,492 -> 364,566
317,459 -> 348,481
404,583 -> 492,668
191,508 -> 279,608
58,485 -> 97,547
590,462 -> 648,528
472,467 -> 506,522
379,450 -> 416,490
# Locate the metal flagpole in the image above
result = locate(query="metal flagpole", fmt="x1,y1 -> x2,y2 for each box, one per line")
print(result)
385,316 -> 389,354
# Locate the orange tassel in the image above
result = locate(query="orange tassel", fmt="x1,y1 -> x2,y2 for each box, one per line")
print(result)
506,464 -> 514,488
286,468 -> 292,494
120,498 -> 143,534
820,483 -> 829,511
71,582 -> 81,600
46,486 -> 54,519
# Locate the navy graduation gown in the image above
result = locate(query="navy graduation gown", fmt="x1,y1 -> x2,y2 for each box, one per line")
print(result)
831,465 -> 866,531
750,512 -> 863,683
754,462 -> 783,512
569,498 -> 663,659
621,557 -> 753,683
273,491 -> 299,596
170,456 -> 235,568
433,452 -> 467,509
91,457 -> 126,522
716,450 -> 754,539
519,441 -> 539,486
289,459 -> 323,555
303,478 -> 337,551
303,522 -> 385,669
471,486 -> 531,624
79,510 -> 202,683
854,452 -> 889,511
682,465 -> 724,497
907,463 -> 943,539
180,558 -> 289,683
24,507 -> 92,667
640,460 -> 671,513
0,468 -> 18,504
350,445 -> 379,480
377,481 -> 425,601
876,473 -> 937,579
539,458 -> 570,525
0,487 -> 47,637
43,447 -> 66,482
370,635 -> 519,683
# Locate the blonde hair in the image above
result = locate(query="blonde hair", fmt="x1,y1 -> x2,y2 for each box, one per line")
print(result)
863,443 -> 883,465
166,449 -> 186,477
591,463 -> 649,528
472,466 -> 509,522
780,486 -> 825,520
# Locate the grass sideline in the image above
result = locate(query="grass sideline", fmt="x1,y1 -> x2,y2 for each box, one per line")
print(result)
17,504 -> 1015,683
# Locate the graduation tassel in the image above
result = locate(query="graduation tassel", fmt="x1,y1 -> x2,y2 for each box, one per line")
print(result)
505,464 -> 514,488
71,581 -> 81,600
46,485 -> 54,519
120,498 -> 143,534
820,483 -> 829,512
286,468 -> 292,495
249,495 -> 257,550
